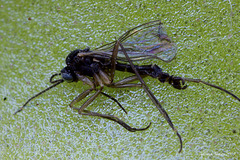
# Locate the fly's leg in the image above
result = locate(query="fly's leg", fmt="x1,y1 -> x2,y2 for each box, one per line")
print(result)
182,78 -> 240,102
81,110 -> 151,132
110,84 -> 142,88
95,70 -> 137,112
117,40 -> 183,153
109,75 -> 146,88
69,88 -> 94,110
70,73 -> 150,131
109,40 -> 120,82
112,75 -> 139,85
75,72 -> 133,113
109,39 -> 147,87
157,70 -> 240,101
100,92 -> 127,114
71,88 -> 151,131
71,74 -> 126,112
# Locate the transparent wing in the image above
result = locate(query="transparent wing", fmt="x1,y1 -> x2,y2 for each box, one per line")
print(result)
94,20 -> 177,62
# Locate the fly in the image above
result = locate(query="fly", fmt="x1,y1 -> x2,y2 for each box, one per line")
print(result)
14,20 -> 240,153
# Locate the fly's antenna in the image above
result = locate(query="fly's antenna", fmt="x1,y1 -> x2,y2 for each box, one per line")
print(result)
183,78 -> 240,102
50,73 -> 62,83
14,74 -> 64,115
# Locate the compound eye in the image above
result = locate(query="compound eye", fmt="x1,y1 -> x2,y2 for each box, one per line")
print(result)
62,73 -> 73,82
61,67 -> 74,82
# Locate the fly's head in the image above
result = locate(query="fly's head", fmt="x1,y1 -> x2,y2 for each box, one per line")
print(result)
61,65 -> 94,88
61,66 -> 75,83
62,48 -> 91,83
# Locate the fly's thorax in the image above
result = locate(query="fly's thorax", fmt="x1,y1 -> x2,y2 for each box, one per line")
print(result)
66,48 -> 91,65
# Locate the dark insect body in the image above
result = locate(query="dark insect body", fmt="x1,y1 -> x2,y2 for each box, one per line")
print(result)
14,20 -> 240,153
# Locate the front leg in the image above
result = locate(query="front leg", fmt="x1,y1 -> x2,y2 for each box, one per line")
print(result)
70,88 -> 94,110
71,89 -> 151,132
70,73 -> 150,132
